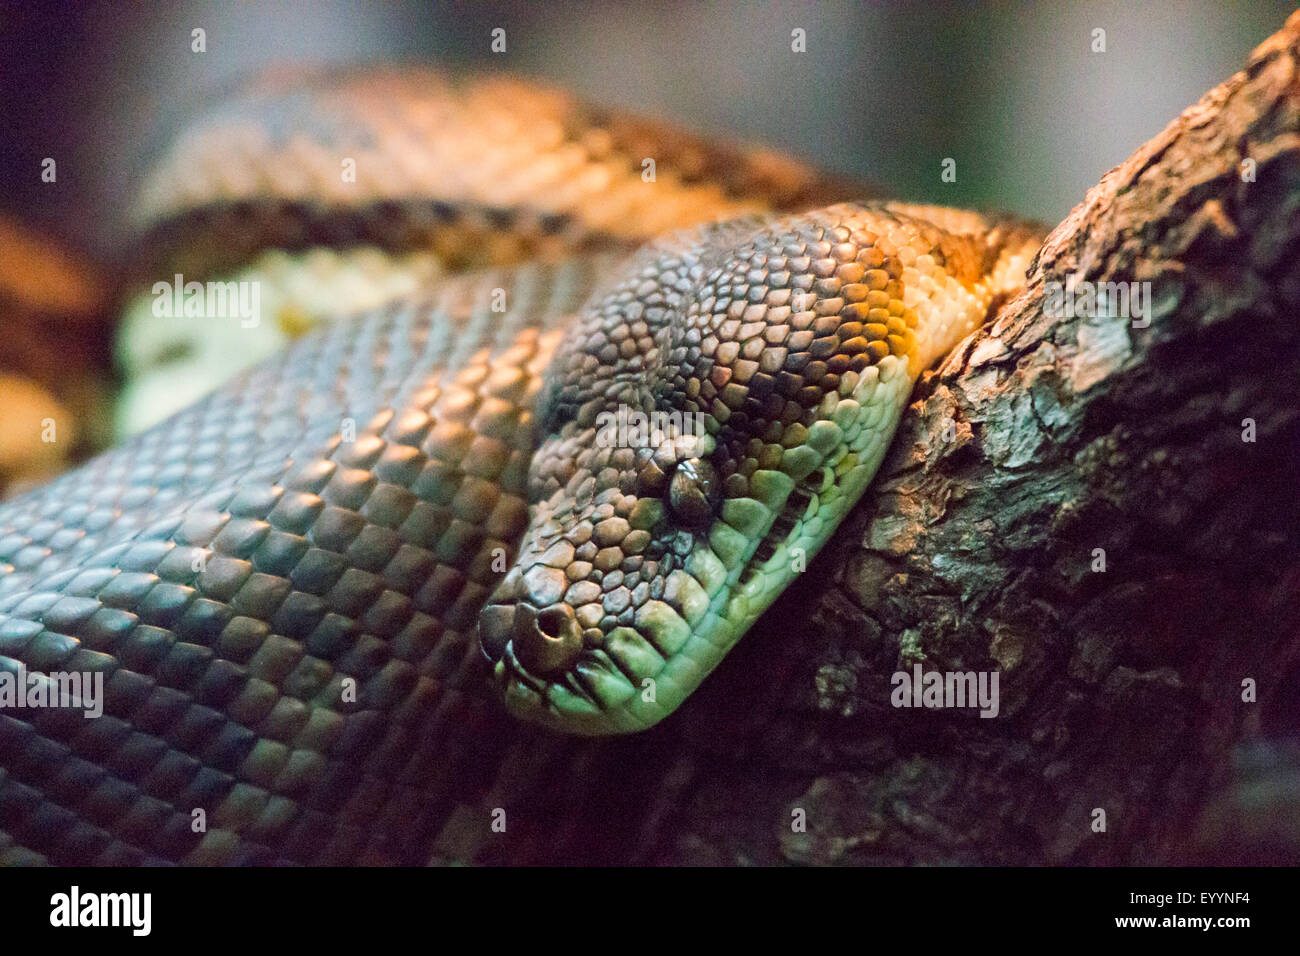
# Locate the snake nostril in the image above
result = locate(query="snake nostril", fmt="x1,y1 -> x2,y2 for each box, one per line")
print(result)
513,602 -> 582,676
536,607 -> 571,640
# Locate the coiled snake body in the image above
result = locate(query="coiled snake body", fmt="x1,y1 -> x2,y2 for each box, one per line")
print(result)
0,69 -> 1042,863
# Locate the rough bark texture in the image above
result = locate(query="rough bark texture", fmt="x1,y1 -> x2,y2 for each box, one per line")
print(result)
443,12 -> 1300,866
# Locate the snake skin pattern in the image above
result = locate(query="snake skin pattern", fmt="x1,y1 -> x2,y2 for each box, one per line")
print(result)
0,68 -> 1043,864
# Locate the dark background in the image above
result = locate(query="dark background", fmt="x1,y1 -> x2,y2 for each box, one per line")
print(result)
2,0 -> 1295,257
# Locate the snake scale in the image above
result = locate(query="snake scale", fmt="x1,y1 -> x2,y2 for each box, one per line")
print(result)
0,68 -> 1043,864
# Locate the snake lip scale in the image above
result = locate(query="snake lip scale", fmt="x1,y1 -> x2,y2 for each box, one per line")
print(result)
0,66 -> 1045,864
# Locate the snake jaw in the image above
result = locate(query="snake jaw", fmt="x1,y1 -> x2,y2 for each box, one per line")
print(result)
478,475 -> 685,732
479,437 -> 821,735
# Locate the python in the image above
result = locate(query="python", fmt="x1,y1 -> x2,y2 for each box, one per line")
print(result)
0,67 -> 1042,863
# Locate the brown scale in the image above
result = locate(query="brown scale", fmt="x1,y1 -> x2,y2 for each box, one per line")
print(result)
128,198 -> 610,286
131,67 -> 864,293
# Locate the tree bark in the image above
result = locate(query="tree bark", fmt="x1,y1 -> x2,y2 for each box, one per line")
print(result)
442,11 -> 1300,866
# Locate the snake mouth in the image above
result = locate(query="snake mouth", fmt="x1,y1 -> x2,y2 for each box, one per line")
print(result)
479,597 -> 617,719
479,581 -> 668,727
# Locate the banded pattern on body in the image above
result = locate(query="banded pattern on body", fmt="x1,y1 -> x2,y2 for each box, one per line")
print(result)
0,68 -> 1042,863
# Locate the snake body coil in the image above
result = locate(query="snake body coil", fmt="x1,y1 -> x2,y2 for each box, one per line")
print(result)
0,69 -> 1042,863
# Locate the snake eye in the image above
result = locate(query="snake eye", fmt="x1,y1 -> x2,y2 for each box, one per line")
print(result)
667,457 -> 721,530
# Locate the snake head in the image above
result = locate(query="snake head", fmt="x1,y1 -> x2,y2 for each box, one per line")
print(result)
478,203 -> 1039,734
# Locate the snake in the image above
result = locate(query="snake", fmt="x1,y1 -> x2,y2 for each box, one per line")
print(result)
0,68 -> 1043,863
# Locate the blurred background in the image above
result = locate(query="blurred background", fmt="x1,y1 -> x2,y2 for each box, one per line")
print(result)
2,0 -> 1295,252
